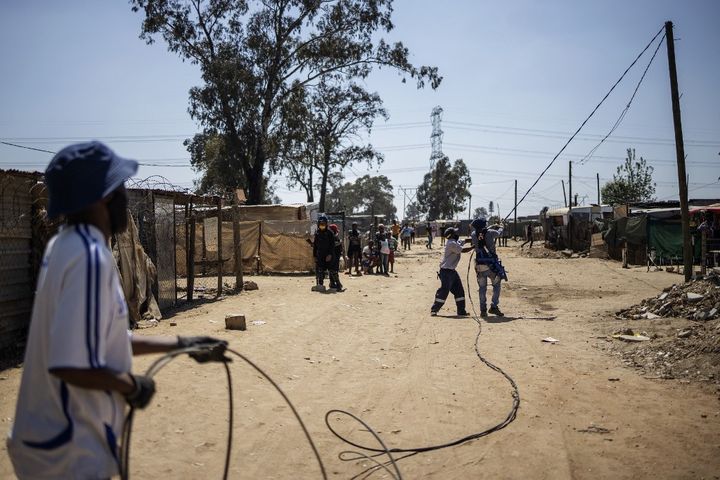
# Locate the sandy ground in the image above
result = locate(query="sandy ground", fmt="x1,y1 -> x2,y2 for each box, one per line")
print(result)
1,240 -> 719,479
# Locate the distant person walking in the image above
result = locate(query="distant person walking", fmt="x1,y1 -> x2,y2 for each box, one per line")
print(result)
426,222 -> 433,249
400,224 -> 412,250
521,223 -> 534,249
410,223 -> 416,244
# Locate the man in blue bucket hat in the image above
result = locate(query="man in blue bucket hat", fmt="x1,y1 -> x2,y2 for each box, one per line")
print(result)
7,141 -> 227,479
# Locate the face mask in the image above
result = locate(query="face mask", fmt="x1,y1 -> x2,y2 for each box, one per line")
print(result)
106,185 -> 129,235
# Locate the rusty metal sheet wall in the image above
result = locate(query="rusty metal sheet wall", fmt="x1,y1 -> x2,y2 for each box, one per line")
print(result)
0,172 -> 38,359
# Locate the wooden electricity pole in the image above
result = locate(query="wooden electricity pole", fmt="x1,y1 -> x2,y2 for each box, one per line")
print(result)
514,180 -> 518,239
568,161 -> 573,250
665,21 -> 692,281
596,173 -> 601,205
561,180 -> 567,207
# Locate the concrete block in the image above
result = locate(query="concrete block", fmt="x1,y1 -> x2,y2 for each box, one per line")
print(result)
225,314 -> 247,331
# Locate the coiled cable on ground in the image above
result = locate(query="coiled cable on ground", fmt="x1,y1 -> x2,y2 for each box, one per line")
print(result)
120,347 -> 327,480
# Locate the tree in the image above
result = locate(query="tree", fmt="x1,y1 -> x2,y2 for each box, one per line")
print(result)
278,77 -> 387,209
405,202 -> 421,221
601,148 -> 656,205
132,0 -> 441,204
415,156 -> 471,220
473,206 -> 488,219
185,131 -> 278,202
326,174 -> 396,219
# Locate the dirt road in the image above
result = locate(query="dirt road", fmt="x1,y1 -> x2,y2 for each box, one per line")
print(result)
2,242 -> 719,479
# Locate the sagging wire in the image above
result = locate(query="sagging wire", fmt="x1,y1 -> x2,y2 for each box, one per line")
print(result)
578,32 -> 667,166
324,248 -> 521,479
504,25 -> 666,222
120,346 -> 328,480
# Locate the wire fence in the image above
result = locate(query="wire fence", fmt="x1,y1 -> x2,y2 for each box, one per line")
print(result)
0,169 -> 320,367
0,171 -> 52,367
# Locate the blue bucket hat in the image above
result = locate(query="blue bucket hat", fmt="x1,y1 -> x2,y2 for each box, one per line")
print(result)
44,141 -> 138,219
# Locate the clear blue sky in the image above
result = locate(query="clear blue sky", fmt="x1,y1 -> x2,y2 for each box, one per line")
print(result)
1,0 -> 718,218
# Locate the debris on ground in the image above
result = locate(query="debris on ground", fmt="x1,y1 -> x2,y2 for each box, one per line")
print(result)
615,273 -> 720,321
519,248 -> 574,260
243,280 -> 259,291
541,337 -> 559,343
595,273 -> 720,386
611,328 -> 651,342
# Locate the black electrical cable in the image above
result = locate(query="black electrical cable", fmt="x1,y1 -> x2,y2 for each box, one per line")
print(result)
578,33 -> 667,166
504,25 -> 666,222
119,346 -> 328,480
323,247 -> 521,479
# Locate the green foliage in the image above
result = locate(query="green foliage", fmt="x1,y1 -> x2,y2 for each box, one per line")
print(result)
473,206 -> 488,219
405,202 -> 421,221
131,0 -> 441,204
601,148 -> 656,205
185,131 -> 278,202
278,77 -> 387,209
415,156 -> 472,221
326,174 -> 396,219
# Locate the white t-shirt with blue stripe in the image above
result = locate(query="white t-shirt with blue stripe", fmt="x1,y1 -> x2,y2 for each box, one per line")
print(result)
7,223 -> 132,479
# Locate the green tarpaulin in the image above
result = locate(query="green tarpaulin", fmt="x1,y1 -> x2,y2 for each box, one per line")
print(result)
603,216 -> 646,247
647,218 -> 701,258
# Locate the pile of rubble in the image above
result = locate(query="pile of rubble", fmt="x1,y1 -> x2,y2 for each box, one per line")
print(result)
616,273 -> 720,321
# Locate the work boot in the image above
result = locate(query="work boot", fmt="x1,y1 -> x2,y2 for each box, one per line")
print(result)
430,310 -> 438,317
480,308 -> 488,318
457,311 -> 469,317
311,284 -> 326,292
489,305 -> 504,316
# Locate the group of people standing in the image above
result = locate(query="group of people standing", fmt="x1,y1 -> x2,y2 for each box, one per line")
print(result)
430,218 -> 507,317
311,218 -> 404,292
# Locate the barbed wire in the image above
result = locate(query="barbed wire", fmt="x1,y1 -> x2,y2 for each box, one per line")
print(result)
126,175 -> 193,193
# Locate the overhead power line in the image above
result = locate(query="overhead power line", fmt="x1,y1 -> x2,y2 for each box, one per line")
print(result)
578,33 -> 667,165
505,25 -> 667,222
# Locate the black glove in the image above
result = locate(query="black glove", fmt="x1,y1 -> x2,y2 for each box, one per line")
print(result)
177,336 -> 230,363
125,374 -> 155,409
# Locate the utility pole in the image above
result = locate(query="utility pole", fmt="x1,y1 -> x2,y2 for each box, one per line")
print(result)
513,180 -> 518,240
468,194 -> 472,220
561,180 -> 567,207
665,21 -> 692,281
568,161 -> 573,250
596,173 -> 601,205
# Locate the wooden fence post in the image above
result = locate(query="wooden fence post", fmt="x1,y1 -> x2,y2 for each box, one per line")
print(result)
187,215 -> 195,302
217,197 -> 223,298
233,200 -> 243,291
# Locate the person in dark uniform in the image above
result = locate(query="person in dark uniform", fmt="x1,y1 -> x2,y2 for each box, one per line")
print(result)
346,222 -> 362,275
328,224 -> 345,292
311,215 -> 335,292
430,228 -> 473,317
